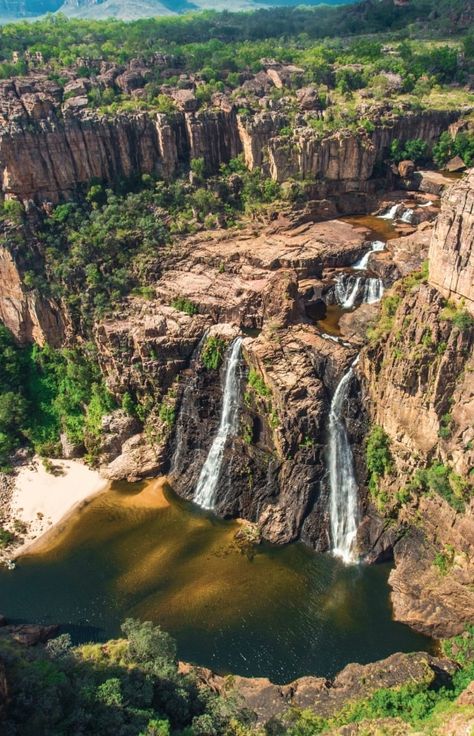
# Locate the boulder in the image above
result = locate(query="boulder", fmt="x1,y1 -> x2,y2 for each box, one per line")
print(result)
446,155 -> 466,172
398,159 -> 415,178
6,624 -> 59,646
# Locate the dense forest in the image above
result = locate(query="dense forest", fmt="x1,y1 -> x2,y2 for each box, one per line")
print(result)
0,0 -> 473,68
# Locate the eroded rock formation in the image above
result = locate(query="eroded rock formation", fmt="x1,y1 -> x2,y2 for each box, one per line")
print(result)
429,170 -> 474,314
359,171 -> 474,637
0,75 -> 460,204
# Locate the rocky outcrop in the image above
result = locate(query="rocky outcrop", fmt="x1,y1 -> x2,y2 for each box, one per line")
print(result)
429,169 -> 474,314
389,495 -> 474,638
359,173 -> 474,637
0,244 -> 66,345
186,651 -> 455,724
0,76 -> 461,204
361,284 -> 473,471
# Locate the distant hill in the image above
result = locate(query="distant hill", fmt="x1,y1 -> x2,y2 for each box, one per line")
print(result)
0,0 -> 355,23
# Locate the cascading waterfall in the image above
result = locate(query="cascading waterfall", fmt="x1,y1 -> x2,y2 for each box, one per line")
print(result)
353,240 -> 385,270
378,204 -> 401,220
400,208 -> 414,224
328,357 -> 360,564
335,275 -> 363,308
364,278 -> 384,304
334,274 -> 384,308
193,337 -> 243,510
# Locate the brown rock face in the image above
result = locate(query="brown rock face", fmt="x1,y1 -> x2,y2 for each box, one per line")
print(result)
0,77 -> 459,205
188,651 -> 454,724
429,169 -> 474,314
0,245 -> 66,345
359,174 -> 474,637
389,496 -> 474,638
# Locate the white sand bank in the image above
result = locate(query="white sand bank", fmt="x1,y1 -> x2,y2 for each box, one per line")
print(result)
9,457 -> 108,556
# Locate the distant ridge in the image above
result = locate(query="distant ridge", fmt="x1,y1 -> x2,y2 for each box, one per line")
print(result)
0,0 -> 355,23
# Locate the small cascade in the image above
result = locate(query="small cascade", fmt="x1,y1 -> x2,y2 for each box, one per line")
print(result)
334,274 -> 384,308
193,337 -> 243,510
363,277 -> 384,304
378,203 -> 401,220
328,358 -> 360,564
400,208 -> 414,224
335,275 -> 363,308
353,240 -> 385,270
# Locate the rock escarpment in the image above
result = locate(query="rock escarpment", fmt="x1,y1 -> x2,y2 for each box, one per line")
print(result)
359,171 -> 474,637
96,218 -> 371,547
429,171 -> 474,314
0,244 -> 65,346
0,76 -> 460,204
186,650 -> 455,725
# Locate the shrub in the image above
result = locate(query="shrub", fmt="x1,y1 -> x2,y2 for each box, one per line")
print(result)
409,462 -> 468,512
201,336 -> 226,371
248,370 -> 271,399
441,302 -> 474,331
171,297 -> 198,316
366,426 -> 393,505
389,138 -> 429,165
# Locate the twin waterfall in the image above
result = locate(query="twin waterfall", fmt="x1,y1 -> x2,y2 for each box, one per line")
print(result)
328,358 -> 360,564
193,338 -> 243,510
335,274 -> 384,308
334,240 -> 385,310
190,243 -> 381,562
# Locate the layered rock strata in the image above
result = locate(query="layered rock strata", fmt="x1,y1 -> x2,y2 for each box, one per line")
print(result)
0,76 -> 460,204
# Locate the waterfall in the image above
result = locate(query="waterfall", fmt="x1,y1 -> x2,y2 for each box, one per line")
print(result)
400,208 -> 414,224
363,278 -> 384,304
334,274 -> 384,308
335,275 -> 362,308
378,204 -> 401,220
353,240 -> 385,270
193,337 -> 243,510
328,358 -> 360,564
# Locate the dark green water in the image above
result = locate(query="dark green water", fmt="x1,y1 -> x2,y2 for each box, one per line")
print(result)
0,480 -> 432,683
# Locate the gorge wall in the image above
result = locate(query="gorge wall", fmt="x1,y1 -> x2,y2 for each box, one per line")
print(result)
0,77 -> 460,204
359,171 -> 474,638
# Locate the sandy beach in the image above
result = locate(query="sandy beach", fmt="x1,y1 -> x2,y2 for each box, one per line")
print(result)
3,457 -> 108,559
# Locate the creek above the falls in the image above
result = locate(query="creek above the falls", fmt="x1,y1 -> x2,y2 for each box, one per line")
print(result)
0,479 -> 433,683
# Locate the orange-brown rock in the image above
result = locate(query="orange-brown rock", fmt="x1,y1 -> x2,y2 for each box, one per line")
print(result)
185,651 -> 454,724
0,245 -> 66,345
429,169 -> 474,314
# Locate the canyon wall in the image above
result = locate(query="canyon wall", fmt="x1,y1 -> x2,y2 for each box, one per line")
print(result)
429,172 -> 474,314
0,78 -> 460,204
359,170 -> 474,637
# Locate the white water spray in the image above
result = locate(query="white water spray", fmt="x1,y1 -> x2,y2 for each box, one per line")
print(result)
335,275 -> 363,308
328,358 -> 360,564
400,208 -> 414,224
364,278 -> 384,304
378,204 -> 401,220
193,337 -> 243,510
334,274 -> 384,308
353,240 -> 385,270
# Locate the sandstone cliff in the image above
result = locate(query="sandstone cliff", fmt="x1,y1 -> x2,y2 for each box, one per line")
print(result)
359,172 -> 474,638
429,171 -> 474,314
0,77 -> 460,204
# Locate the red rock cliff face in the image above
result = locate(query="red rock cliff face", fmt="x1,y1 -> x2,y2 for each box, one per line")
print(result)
429,170 -> 474,314
359,173 -> 474,637
0,77 -> 460,204
0,246 -> 65,345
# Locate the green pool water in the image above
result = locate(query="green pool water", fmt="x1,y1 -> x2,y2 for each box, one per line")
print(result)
0,479 -> 432,683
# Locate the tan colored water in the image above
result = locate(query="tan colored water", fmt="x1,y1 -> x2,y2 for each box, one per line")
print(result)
0,479 -> 433,682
